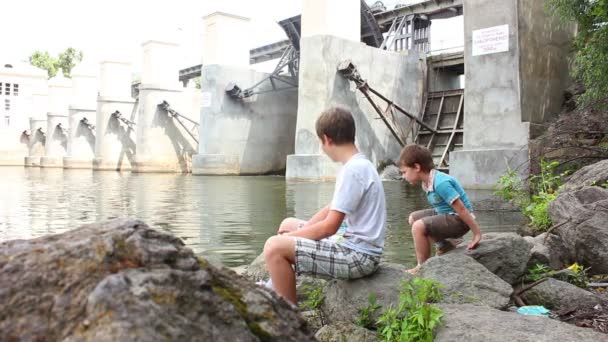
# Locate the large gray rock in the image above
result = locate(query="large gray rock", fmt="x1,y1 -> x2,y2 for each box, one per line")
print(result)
435,304 -> 606,341
419,254 -> 513,309
243,252 -> 268,282
315,322 -> 377,342
524,233 -> 571,270
0,219 -> 314,341
379,164 -> 402,181
522,278 -> 602,311
455,232 -> 533,284
560,159 -> 608,193
321,263 -> 413,324
549,186 -> 608,275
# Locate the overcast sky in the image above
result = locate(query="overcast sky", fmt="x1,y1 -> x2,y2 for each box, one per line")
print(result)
0,0 -> 303,71
0,0 -> 461,74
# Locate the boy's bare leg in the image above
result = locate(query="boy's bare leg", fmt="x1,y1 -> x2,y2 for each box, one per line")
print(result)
263,235 -> 297,304
408,219 -> 431,275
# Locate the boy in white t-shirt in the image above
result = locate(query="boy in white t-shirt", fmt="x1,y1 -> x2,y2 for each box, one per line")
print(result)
263,107 -> 387,304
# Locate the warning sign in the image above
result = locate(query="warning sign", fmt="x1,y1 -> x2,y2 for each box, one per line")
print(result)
201,92 -> 212,108
472,24 -> 509,56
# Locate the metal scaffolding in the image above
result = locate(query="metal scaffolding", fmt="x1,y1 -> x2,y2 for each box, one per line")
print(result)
159,101 -> 199,145
337,59 -> 437,148
226,46 -> 299,100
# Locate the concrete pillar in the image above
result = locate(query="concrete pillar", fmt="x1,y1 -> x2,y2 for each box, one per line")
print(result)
450,0 -> 575,189
192,11 -> 298,175
24,118 -> 47,167
285,35 -> 426,180
64,64 -> 98,169
133,40 -> 197,173
93,60 -> 137,171
301,0 -> 361,42
40,71 -> 72,168
202,12 -> 251,67
192,65 -> 298,175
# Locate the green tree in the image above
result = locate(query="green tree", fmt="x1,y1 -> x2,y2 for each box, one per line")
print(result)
57,47 -> 83,78
28,47 -> 83,79
548,0 -> 608,104
29,51 -> 58,78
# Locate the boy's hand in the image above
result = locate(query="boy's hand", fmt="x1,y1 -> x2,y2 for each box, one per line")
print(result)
278,226 -> 297,235
467,233 -> 482,250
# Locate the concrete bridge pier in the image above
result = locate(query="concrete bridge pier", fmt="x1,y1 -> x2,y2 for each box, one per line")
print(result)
286,0 -> 426,180
24,118 -> 47,167
24,76 -> 50,167
93,61 -> 137,171
40,114 -> 69,168
133,40 -> 197,173
40,72 -> 72,168
64,64 -> 97,169
450,0 -> 575,189
192,12 -> 298,175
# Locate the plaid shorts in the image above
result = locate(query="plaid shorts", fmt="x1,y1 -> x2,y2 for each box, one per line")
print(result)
294,237 -> 381,280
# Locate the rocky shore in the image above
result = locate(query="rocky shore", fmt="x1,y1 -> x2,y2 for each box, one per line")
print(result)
1,160 -> 606,341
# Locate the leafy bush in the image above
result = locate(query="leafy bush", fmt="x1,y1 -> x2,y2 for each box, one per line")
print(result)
356,293 -> 382,329
377,278 -> 443,342
527,263 -> 552,282
548,0 -> 608,105
299,284 -> 326,325
495,160 -> 566,232
525,263 -> 589,289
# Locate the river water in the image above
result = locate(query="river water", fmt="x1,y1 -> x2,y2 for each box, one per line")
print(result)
0,167 -> 524,267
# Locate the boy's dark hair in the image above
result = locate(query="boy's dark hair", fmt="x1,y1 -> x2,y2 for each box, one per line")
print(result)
315,107 -> 356,145
399,144 -> 435,172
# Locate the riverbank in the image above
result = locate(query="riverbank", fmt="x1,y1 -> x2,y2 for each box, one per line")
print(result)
237,159 -> 608,339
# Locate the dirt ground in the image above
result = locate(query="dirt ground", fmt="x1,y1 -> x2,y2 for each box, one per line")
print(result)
531,91 -> 608,173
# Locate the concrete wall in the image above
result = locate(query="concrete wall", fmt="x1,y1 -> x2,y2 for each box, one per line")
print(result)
64,108 -> 96,168
0,64 -> 47,166
40,114 -> 69,168
94,60 -> 137,171
518,0 -> 575,125
286,35 -> 426,180
462,0 -> 529,150
64,64 -> 98,169
134,40 -> 199,173
451,0 -> 575,189
135,88 -> 199,173
94,99 -> 137,171
41,72 -> 72,168
192,64 -> 298,175
25,118 -> 46,167
0,127 -> 28,165
202,12 -> 251,67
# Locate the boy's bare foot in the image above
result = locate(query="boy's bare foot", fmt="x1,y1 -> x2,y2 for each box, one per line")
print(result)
436,238 -> 463,256
407,264 -> 421,275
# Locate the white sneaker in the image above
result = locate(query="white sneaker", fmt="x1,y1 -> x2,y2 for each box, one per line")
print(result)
256,279 -> 274,290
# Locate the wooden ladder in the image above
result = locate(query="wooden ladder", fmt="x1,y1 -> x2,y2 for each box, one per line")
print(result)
414,89 -> 464,172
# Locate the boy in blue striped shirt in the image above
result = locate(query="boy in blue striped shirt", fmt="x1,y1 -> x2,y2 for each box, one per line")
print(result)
398,144 -> 482,275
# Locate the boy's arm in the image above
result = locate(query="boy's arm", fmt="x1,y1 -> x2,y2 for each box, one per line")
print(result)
452,199 -> 482,250
304,204 -> 331,227
286,210 -> 344,240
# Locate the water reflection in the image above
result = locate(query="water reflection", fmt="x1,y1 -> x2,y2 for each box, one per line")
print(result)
0,167 -> 524,267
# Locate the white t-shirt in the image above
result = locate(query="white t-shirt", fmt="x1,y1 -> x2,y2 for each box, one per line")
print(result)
330,153 -> 387,256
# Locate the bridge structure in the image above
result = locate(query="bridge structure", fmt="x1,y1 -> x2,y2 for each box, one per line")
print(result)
1,0 -> 574,189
